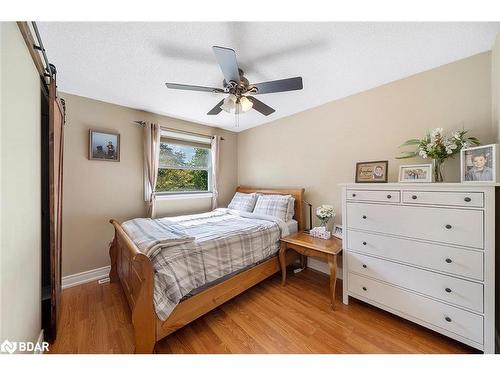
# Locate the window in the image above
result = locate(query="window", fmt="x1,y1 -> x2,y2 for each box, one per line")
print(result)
156,138 -> 212,194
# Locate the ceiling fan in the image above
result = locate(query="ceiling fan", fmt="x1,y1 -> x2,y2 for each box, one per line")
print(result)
165,46 -> 303,117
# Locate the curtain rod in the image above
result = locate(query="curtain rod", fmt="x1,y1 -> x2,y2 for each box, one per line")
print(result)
134,121 -> 224,141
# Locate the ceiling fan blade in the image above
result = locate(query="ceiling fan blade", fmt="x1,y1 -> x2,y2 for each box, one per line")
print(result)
165,82 -> 225,93
247,97 -> 275,116
249,77 -> 303,95
212,46 -> 240,83
207,99 -> 225,115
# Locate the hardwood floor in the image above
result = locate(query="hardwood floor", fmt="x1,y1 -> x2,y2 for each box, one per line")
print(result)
49,269 -> 479,354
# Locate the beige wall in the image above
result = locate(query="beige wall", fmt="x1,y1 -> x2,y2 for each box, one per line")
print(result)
155,196 -> 213,217
62,51 -> 494,278
0,23 -> 41,345
492,33 -> 500,142
238,52 -> 493,230
61,93 -> 237,276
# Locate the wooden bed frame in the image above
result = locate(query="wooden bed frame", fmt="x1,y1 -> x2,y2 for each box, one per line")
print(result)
109,186 -> 305,353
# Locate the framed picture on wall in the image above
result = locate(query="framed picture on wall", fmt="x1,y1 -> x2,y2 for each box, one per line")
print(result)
89,129 -> 120,162
399,164 -> 432,183
355,160 -> 388,183
460,144 -> 498,183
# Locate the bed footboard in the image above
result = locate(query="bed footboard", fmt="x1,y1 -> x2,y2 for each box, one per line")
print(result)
109,219 -> 156,353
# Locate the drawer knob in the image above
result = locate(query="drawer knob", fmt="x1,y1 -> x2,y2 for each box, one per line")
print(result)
445,288 -> 452,293
445,224 -> 452,229
362,286 -> 367,291
362,241 -> 367,245
445,258 -> 452,263
362,264 -> 367,268
464,197 -> 471,202
412,195 -> 417,200
387,194 -> 392,199
362,215 -> 367,219
445,316 -> 452,323
352,193 -> 356,197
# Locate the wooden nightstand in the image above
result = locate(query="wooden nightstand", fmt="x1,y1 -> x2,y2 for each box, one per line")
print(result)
279,232 -> 343,308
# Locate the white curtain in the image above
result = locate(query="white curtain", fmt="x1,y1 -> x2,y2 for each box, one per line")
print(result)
143,122 -> 161,218
211,135 -> 221,210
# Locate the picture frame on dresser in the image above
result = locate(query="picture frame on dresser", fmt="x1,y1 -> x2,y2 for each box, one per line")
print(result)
398,164 -> 432,183
460,144 -> 498,183
355,160 -> 388,183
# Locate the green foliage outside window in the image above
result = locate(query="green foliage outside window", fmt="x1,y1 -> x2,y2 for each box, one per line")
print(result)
155,142 -> 210,193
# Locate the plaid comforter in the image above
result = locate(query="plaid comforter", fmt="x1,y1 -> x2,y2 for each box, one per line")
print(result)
122,208 -> 290,321
121,218 -> 195,257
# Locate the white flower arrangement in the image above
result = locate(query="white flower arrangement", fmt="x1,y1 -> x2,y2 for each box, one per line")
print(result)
398,128 -> 479,161
398,128 -> 480,182
316,204 -> 335,227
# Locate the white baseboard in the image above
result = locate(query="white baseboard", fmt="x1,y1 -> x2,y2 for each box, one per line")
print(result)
62,265 -> 111,289
307,257 -> 343,280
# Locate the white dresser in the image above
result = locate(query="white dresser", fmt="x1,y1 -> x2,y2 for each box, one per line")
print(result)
341,183 -> 498,353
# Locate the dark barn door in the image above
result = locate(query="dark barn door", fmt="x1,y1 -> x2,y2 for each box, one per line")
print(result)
42,79 -> 65,342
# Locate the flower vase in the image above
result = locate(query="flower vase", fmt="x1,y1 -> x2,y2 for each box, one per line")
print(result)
432,159 -> 444,183
319,218 -> 329,229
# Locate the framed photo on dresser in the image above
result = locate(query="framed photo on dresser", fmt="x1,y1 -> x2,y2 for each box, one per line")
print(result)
355,160 -> 388,183
460,144 -> 498,183
399,164 -> 432,183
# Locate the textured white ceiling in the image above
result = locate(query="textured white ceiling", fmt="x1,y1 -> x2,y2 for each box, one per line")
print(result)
38,22 -> 500,132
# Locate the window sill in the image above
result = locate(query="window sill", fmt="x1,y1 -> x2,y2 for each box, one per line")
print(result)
154,192 -> 213,201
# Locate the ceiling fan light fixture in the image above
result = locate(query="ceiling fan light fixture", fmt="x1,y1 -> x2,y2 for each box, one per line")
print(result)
221,95 -> 253,114
221,94 -> 237,113
239,96 -> 253,112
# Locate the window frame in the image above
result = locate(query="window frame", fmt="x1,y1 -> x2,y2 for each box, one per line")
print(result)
155,133 -> 213,197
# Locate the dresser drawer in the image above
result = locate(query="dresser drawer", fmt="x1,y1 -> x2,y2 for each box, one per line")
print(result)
347,230 -> 484,280
346,202 -> 484,249
347,252 -> 483,312
347,189 -> 400,203
348,273 -> 483,344
402,191 -> 484,208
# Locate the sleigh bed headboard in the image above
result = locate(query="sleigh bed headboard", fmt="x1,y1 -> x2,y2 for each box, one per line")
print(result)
235,186 -> 305,231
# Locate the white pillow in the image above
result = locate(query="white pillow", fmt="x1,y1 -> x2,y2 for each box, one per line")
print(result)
285,197 -> 295,222
227,192 -> 258,212
253,194 -> 291,221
